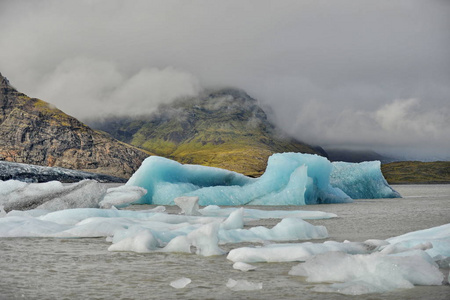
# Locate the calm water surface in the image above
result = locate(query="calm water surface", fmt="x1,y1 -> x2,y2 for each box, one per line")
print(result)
1,184 -> 449,299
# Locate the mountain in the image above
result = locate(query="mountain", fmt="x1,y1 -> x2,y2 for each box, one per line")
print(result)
0,72 -> 149,179
89,88 -> 326,177
325,148 -> 395,163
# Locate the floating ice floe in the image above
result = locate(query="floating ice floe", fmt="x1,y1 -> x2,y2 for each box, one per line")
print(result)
228,223 -> 449,295
126,153 -> 400,206
226,278 -> 262,291
0,179 -> 146,212
232,262 -> 257,272
385,223 -> 450,258
170,277 -> 192,289
288,251 -> 443,295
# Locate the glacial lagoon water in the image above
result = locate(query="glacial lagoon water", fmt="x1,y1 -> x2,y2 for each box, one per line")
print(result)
1,184 -> 449,299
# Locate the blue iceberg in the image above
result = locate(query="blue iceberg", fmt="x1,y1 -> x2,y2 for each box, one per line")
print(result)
126,153 -> 400,206
331,161 -> 401,199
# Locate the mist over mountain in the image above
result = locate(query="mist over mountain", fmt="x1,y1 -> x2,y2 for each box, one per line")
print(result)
88,88 -> 326,177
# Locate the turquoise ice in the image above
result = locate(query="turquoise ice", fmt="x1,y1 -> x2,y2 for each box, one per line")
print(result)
126,152 -> 400,205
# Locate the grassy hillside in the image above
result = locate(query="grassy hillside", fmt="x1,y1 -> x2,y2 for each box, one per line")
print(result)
381,161 -> 450,184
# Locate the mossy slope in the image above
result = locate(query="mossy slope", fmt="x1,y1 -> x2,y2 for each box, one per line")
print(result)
382,161 -> 450,184
92,89 -> 325,176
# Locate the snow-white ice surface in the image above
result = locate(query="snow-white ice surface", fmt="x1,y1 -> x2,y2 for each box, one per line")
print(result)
228,223 -> 449,295
288,251 -> 443,295
170,277 -> 191,289
0,180 -> 146,212
99,185 -> 147,209
126,153 -> 399,206
174,196 -> 200,215
0,180 -> 106,212
226,278 -> 262,291
232,262 -> 257,272
386,223 -> 450,258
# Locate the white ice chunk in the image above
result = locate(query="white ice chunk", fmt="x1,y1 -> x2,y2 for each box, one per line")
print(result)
187,222 -> 225,256
233,262 -> 257,272
226,278 -> 262,291
200,206 -> 337,220
108,229 -> 159,253
99,185 -> 147,209
1,180 -> 107,212
219,217 -> 328,244
289,251 -> 443,295
220,207 -> 244,230
386,223 -> 450,258
174,196 -> 200,215
170,277 -> 191,289
227,240 -> 374,263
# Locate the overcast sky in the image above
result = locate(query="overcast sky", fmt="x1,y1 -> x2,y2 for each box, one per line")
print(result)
1,0 -> 449,160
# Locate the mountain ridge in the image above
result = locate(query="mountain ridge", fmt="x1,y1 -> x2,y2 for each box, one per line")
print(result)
0,72 -> 149,178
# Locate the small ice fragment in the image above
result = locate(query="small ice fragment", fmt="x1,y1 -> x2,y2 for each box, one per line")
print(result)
99,185 -> 147,209
0,206 -> 6,217
174,196 -> 200,216
226,278 -> 262,291
170,277 -> 191,289
221,207 -> 244,230
233,262 -> 257,272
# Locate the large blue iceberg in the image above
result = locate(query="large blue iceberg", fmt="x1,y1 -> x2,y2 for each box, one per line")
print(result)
126,153 -> 400,206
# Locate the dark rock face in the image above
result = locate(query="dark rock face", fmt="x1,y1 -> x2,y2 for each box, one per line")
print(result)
0,72 -> 149,179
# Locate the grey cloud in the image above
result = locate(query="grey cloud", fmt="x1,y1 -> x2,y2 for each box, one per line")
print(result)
0,0 -> 449,159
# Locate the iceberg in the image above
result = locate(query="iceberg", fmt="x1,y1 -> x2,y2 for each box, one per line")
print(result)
0,180 -> 107,212
1,153 -> 399,210
331,161 -> 401,199
127,153 -> 399,206
0,160 -> 125,183
0,180 -> 145,212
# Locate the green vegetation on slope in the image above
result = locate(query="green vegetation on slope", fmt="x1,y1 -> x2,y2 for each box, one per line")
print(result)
381,161 -> 450,184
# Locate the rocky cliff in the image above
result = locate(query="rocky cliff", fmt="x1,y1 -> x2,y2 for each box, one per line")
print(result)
90,88 -> 326,177
0,72 -> 149,178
